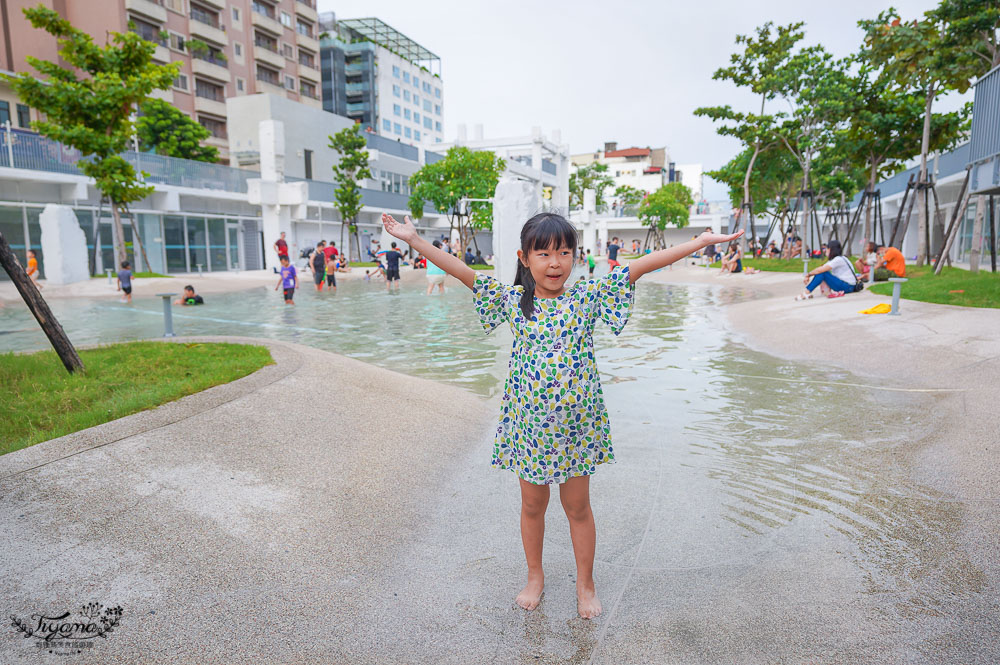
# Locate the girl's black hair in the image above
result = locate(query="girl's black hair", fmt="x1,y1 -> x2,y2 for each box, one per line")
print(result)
827,239 -> 843,260
514,213 -> 578,319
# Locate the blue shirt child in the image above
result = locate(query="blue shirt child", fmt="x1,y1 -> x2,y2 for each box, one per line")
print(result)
281,265 -> 297,288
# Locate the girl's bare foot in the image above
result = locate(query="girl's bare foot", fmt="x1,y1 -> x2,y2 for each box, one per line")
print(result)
577,581 -> 602,619
515,574 -> 544,611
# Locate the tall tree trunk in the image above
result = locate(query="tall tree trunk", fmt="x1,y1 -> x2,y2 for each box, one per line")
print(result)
864,161 -> 877,248
110,199 -> 128,270
799,167 -> 810,262
0,231 -> 84,373
970,194 -> 986,273
916,86 -> 935,266
124,204 -> 153,274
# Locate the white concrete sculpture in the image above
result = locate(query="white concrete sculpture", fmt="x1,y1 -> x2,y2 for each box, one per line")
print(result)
247,120 -> 307,271
38,204 -> 89,285
493,177 -> 540,285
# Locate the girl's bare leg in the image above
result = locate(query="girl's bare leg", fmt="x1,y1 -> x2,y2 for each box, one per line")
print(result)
559,475 -> 601,619
517,477 -> 549,610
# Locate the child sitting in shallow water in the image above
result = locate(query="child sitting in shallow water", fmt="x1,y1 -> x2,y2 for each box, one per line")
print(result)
381,211 -> 741,619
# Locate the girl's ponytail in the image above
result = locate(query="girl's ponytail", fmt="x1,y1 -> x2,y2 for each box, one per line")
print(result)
514,260 -> 535,320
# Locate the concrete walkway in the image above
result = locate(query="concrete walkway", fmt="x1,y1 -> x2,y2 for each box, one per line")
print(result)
2,266 -> 999,663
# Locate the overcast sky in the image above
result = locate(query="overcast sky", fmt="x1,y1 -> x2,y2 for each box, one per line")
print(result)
315,0 -> 971,199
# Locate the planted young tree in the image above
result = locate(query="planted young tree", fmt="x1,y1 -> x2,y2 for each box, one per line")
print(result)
407,146 -> 505,255
329,125 -> 372,261
569,163 -> 615,209
638,182 -> 694,251
694,22 -> 802,242
861,9 -> 982,264
137,98 -> 220,162
3,7 -> 180,270
772,46 -> 853,260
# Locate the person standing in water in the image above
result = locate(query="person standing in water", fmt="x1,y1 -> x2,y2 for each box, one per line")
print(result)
381,211 -> 742,619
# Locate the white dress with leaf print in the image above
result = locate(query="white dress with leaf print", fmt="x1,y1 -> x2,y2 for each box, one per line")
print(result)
472,267 -> 635,485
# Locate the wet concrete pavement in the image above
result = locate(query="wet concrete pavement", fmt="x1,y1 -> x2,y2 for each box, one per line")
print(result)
2,272 -> 999,663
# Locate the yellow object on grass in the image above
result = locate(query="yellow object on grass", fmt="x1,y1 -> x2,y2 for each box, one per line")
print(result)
859,303 -> 892,315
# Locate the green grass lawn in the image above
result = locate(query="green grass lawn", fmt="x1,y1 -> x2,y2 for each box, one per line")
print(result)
0,341 -> 273,455
91,271 -> 170,279
867,265 -> 1000,309
707,257 -> 832,272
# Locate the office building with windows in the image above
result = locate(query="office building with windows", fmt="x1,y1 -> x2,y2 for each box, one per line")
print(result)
318,14 -> 444,144
0,0 -> 325,162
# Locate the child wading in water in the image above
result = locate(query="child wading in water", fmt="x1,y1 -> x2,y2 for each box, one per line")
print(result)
382,211 -> 741,619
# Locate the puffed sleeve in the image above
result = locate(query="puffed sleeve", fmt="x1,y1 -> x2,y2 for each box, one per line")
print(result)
472,272 -> 516,334
594,266 -> 635,336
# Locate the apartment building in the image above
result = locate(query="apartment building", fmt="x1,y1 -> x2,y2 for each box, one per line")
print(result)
0,0 -> 324,161
318,13 -> 444,145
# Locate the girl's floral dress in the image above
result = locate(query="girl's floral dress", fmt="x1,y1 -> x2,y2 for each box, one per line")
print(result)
472,267 -> 635,485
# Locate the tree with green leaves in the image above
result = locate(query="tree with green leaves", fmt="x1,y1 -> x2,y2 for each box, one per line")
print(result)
3,7 -> 180,270
614,184 -> 644,212
329,125 -> 372,261
694,21 -> 802,235
569,162 -> 615,209
772,46 -> 853,259
407,146 -> 505,255
860,9 -> 983,264
639,182 -> 694,251
707,144 -> 801,213
136,98 -> 219,162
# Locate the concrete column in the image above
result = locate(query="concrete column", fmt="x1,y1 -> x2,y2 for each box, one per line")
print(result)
582,189 -> 596,258
598,220 -> 608,256
38,204 -> 89,285
494,177 -> 540,285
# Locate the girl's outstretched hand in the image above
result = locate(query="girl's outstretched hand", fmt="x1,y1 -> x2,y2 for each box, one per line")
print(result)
699,229 -> 745,245
382,213 -> 418,243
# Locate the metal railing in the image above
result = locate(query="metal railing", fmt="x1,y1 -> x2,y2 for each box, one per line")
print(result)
970,65 -> 1000,165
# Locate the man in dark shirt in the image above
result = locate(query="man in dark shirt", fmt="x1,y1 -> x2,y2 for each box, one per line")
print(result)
384,241 -> 403,292
312,241 -> 327,291
464,248 -> 475,265
607,236 -> 621,270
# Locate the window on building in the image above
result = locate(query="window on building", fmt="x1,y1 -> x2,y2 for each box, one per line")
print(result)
163,0 -> 184,12
236,77 -> 245,92
393,104 -> 400,116
413,76 -> 420,88
255,31 -> 277,52
234,43 -> 242,57
304,148 -> 313,179
413,112 -> 420,123
435,137 -> 441,143
232,7 -> 240,22
435,121 -> 441,132
198,115 -> 226,139
435,87 -> 441,98
423,99 -> 431,112
251,0 -> 275,20
402,71 -> 410,83
404,127 -> 411,138
403,90 -> 410,102
280,11 -> 292,27
434,104 -> 440,115
300,80 -> 316,98
195,78 -> 224,101
16,104 -> 30,128
414,130 -> 421,141
403,108 -> 411,120
0,101 -> 10,125
169,32 -> 186,51
422,81 -> 430,93
392,65 -> 399,78
423,117 -> 432,129
190,3 -> 219,28
284,75 -> 296,90
298,49 -> 315,68
256,64 -> 280,85
296,19 -> 313,38
282,43 -> 294,58
173,73 -> 189,91
382,119 -> 391,132
392,84 -> 400,97
393,122 -> 401,134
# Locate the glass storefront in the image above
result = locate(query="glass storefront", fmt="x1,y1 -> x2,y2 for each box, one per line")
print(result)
186,217 -> 207,272
208,218 -> 227,271
163,215 -> 187,273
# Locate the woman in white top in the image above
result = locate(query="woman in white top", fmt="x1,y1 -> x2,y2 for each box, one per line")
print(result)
795,239 -> 857,300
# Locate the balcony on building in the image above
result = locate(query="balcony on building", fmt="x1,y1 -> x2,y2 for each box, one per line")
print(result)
125,0 -> 167,24
294,0 -> 318,22
250,1 -> 283,35
294,20 -> 319,53
197,0 -> 225,9
189,3 -> 229,46
253,31 -> 285,69
192,55 -> 231,83
344,81 -> 369,98
345,101 -> 369,118
255,66 -> 287,97
298,61 -> 320,84
128,15 -> 167,49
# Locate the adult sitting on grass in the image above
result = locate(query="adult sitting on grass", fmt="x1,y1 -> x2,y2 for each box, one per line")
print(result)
795,239 -> 857,301
173,285 -> 204,306
873,244 -> 906,280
